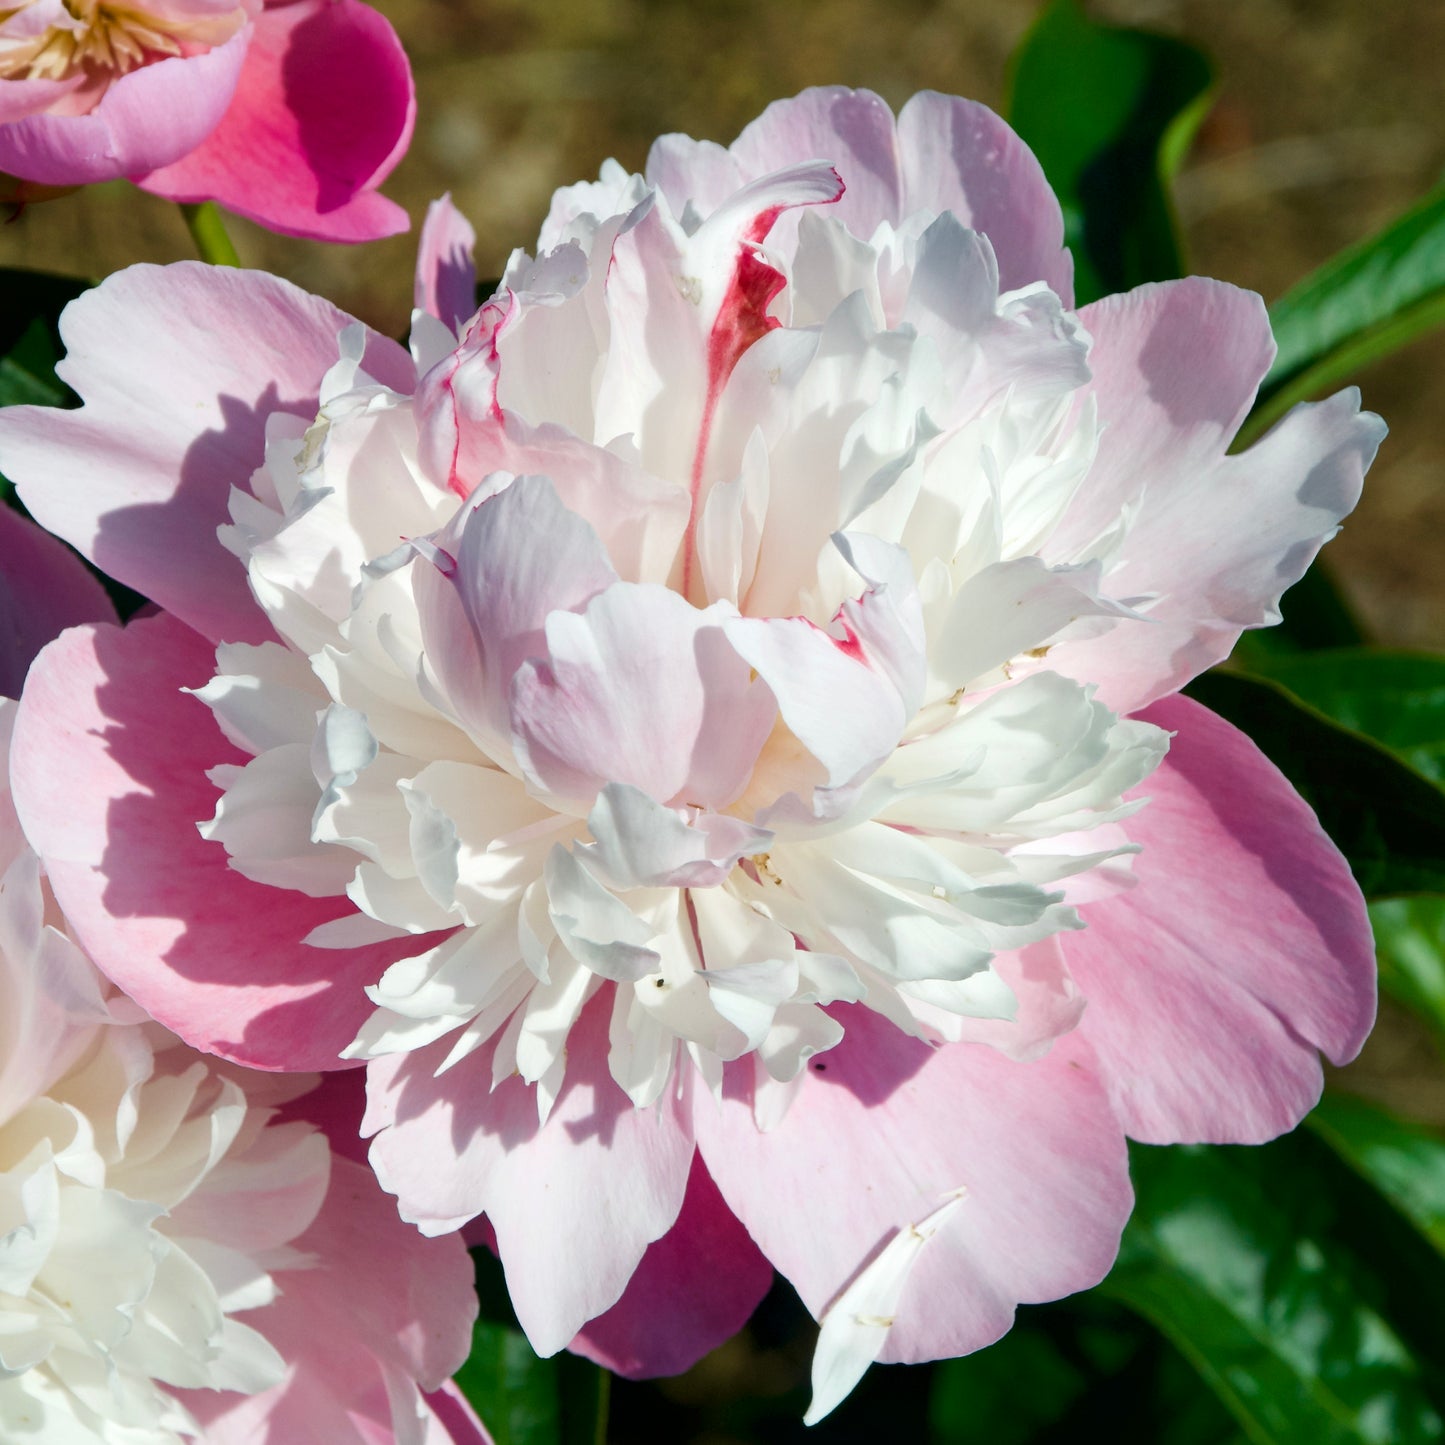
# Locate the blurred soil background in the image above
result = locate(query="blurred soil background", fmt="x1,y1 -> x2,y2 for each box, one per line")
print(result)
3,0 -> 1441,1240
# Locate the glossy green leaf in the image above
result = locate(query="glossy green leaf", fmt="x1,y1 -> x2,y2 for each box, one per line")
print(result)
1007,0 -> 1213,304
1311,1093 -> 1445,1255
1234,649 -> 1445,786
1369,896 -> 1445,1048
1240,187 -> 1445,445
0,268 -> 87,411
1106,1140 -> 1445,1444
1185,670 -> 1445,898
453,1320 -> 561,1445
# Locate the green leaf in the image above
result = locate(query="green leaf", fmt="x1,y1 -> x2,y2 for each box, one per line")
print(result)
452,1320 -> 561,1445
1184,670 -> 1445,898
1231,649 -> 1445,786
0,268 -> 87,411
1239,188 -> 1445,446
928,1302 -> 1247,1444
1369,896 -> 1445,1048
1106,1140 -> 1445,1444
1310,1094 -> 1445,1256
1007,0 -> 1213,305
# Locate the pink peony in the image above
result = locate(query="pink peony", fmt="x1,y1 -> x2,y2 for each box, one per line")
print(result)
0,528 -> 486,1443
0,0 -> 414,241
1,89 -> 1383,1417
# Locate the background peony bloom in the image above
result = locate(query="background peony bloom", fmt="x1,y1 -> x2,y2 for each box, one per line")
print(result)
0,532 -> 484,1442
0,0 -> 414,241
0,696 -> 485,1443
0,89 -> 1384,1418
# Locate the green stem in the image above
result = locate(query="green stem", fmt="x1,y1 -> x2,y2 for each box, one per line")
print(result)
592,1366 -> 610,1445
179,201 -> 241,268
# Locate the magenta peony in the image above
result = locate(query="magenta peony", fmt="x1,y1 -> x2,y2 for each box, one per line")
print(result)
0,89 -> 1383,1417
0,0 -> 414,241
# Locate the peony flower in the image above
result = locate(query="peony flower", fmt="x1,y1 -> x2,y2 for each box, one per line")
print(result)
0,530 -> 485,1443
1,89 -> 1383,1418
0,0 -> 414,241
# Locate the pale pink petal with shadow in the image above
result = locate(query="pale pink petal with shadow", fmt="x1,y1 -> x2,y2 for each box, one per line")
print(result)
415,194 -> 479,334
10,613 -> 429,1070
0,263 -> 411,644
1045,279 -> 1386,713
1063,694 -> 1375,1144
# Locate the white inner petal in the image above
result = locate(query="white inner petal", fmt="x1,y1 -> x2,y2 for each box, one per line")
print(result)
196,157 -> 1168,1121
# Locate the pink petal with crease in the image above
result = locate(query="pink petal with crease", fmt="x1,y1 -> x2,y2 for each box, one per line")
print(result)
137,0 -> 415,241
11,613 -> 429,1070
0,262 -> 411,645
1064,694 -> 1375,1144
693,1008 -> 1131,1363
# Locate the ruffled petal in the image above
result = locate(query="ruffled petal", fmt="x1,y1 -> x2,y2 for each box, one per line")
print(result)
1045,279 -> 1386,711
1063,694 -> 1375,1144
137,0 -> 415,242
0,262 -> 411,644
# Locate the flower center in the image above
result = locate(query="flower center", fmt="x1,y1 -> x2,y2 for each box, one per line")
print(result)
0,0 -> 245,85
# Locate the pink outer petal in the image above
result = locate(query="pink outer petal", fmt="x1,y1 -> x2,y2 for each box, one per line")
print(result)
0,262 -> 411,646
1044,278 -> 1386,713
569,1153 -> 773,1379
0,505 -> 116,697
0,29 -> 247,184
10,612 -> 430,1070
692,1007 -> 1131,1364
364,998 -> 696,1357
415,194 -> 478,334
179,1155 -> 478,1444
1063,694 -> 1375,1145
137,0 -> 415,241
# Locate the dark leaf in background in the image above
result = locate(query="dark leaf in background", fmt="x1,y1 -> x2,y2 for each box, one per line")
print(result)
1240,187 -> 1445,446
0,268 -> 86,414
1106,1138 -> 1445,1444
1233,649 -> 1445,787
1184,670 -> 1445,899
1007,0 -> 1212,304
